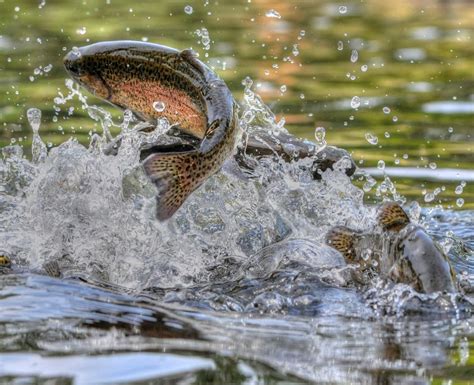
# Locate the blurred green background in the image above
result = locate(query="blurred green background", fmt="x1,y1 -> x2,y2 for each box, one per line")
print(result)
0,0 -> 472,207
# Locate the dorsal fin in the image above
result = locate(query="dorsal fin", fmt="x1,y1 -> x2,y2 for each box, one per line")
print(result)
378,202 -> 410,231
179,49 -> 205,75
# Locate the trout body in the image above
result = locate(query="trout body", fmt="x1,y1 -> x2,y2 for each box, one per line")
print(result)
64,41 -> 239,220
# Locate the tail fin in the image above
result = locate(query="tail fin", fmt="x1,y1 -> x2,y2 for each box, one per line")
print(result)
143,150 -> 201,220
325,226 -> 359,261
377,202 -> 410,231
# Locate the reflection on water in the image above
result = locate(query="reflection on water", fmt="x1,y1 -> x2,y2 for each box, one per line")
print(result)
0,273 -> 473,385
0,0 -> 473,384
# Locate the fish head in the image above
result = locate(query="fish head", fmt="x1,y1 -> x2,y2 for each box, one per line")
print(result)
64,41 -> 208,135
63,45 -> 112,100
64,41 -> 178,105
389,224 -> 457,293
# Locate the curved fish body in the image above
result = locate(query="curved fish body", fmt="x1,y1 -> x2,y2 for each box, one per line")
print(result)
64,41 -> 239,220
326,203 -> 457,293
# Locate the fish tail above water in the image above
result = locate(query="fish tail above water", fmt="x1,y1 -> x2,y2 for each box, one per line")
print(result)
377,202 -> 410,231
143,148 -> 207,220
325,226 -> 359,261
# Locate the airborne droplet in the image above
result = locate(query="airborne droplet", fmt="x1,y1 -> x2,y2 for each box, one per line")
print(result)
153,101 -> 166,112
365,133 -> 378,145
265,9 -> 281,18
27,108 -> 42,133
351,96 -> 361,109
350,49 -> 358,63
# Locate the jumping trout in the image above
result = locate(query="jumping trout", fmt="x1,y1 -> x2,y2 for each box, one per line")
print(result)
64,41 -> 239,220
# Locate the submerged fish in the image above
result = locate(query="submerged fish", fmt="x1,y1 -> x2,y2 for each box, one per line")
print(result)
326,203 -> 457,294
64,41 -> 239,220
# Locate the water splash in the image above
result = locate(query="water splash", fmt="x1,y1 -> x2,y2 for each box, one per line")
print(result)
0,81 -> 469,319
0,82 -> 374,291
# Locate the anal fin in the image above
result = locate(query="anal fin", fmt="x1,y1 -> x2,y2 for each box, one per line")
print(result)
143,150 -> 201,221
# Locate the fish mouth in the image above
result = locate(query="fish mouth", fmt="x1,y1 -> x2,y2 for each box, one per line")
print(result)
63,48 -> 112,100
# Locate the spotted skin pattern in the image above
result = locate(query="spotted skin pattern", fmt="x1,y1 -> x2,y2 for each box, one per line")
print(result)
0,255 -> 11,268
325,226 -> 358,261
143,111 -> 237,220
325,203 -> 457,293
377,202 -> 410,231
64,41 -> 239,220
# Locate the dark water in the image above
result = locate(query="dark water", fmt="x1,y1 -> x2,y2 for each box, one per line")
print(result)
0,0 -> 473,384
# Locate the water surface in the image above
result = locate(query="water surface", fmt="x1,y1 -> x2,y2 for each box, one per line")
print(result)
0,0 -> 473,384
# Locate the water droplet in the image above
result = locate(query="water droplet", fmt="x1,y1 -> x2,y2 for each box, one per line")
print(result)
456,198 -> 464,207
76,27 -> 87,35
337,41 -> 344,51
350,49 -> 358,63
429,162 -> 437,169
384,132 -> 390,138
184,5 -> 193,14
280,85 -> 287,93
153,101 -> 166,112
424,192 -> 435,202
383,106 -> 391,114
350,96 -> 361,109
265,9 -> 281,19
314,126 -> 326,143
361,249 -> 371,261
365,133 -> 378,145
242,76 -> 253,89
292,44 -> 299,56
402,154 -> 409,159
43,64 -> 53,73
27,108 -> 42,133
339,5 -> 347,14
70,46 -> 82,59
455,185 -> 463,194
361,64 -> 368,72
392,116 -> 398,122
448,126 -> 454,133
377,160 -> 385,169
299,93 -> 305,99
14,6 -> 20,12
